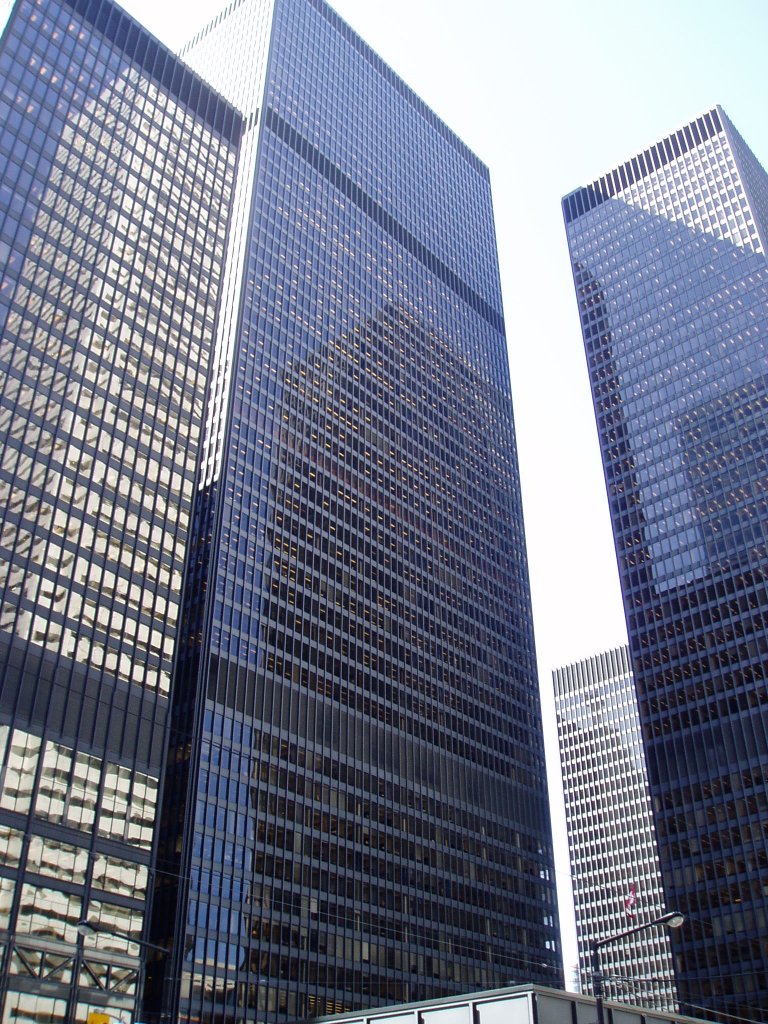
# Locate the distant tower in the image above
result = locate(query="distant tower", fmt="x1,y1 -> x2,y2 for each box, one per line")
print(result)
147,0 -> 562,1020
0,0 -> 240,1020
554,646 -> 677,1011
563,107 -> 768,1022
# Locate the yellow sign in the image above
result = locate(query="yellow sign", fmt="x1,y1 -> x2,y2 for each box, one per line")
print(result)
87,1014 -> 111,1024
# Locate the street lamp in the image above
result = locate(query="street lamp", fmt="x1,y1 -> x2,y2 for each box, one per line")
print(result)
590,911 -> 684,1024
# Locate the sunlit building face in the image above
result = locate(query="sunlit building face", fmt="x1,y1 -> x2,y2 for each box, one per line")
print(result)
0,0 -> 241,1019
554,647 -> 677,1010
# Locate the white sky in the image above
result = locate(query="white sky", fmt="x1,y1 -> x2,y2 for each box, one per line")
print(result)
118,0 -> 768,984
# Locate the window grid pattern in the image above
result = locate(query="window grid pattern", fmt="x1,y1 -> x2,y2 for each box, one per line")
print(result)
0,0 -> 241,1020
152,0 -> 561,1021
554,646 -> 677,1011
178,0 -> 275,487
563,107 -> 768,1023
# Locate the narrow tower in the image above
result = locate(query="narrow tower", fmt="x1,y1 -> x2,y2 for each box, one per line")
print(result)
554,646 -> 677,1011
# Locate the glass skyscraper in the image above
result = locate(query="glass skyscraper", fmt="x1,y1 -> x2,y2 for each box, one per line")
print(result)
147,0 -> 561,1021
0,0 -> 241,1020
554,646 -> 677,1011
563,107 -> 768,1022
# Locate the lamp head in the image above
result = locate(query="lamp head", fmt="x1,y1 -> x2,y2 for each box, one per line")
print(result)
658,911 -> 685,929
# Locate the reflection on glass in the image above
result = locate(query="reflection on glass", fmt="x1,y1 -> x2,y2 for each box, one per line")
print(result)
77,959 -> 138,997
0,877 -> 15,930
8,947 -> 74,985
99,763 -> 157,850
0,21 -> 234,694
35,740 -> 101,826
0,0 -> 240,1019
3,992 -> 68,1024
26,836 -> 88,885
91,853 -> 148,900
0,825 -> 23,868
16,884 -> 82,943
0,730 -> 41,813
82,899 -> 143,957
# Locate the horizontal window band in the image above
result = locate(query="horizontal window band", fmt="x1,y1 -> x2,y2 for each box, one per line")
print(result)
264,106 -> 505,335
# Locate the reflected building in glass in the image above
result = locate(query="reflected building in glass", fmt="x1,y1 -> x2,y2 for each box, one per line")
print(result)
0,0 -> 241,1021
563,108 -> 768,1022
148,0 -> 561,1020
554,646 -> 677,1011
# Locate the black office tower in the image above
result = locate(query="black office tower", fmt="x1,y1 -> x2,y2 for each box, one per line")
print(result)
563,107 -> 768,1022
0,0 -> 241,1020
149,0 -> 561,1021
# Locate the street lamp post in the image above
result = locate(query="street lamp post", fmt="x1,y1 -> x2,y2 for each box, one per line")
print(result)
589,910 -> 684,1024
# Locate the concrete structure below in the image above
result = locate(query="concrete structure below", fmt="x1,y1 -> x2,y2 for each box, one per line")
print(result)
313,984 -> 712,1024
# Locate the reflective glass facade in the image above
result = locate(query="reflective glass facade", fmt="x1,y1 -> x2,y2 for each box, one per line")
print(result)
149,1 -> 561,1021
563,107 -> 768,1023
0,1 -> 241,1020
554,646 -> 677,1011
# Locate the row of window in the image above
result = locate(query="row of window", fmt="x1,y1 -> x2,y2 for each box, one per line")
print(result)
0,727 -> 157,846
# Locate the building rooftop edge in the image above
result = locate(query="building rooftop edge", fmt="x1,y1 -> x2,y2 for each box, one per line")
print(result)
64,0 -> 244,140
552,642 -> 630,680
562,105 -> 725,224
308,983 -> 712,1024
179,0 -> 490,178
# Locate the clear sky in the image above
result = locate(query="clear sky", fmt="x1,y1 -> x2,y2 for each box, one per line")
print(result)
118,0 -> 768,985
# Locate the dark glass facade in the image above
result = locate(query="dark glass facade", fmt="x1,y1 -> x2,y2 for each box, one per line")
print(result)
149,0 -> 561,1021
0,1 -> 241,1020
564,107 -> 768,1022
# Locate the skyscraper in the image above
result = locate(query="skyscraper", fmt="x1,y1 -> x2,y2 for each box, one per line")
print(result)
147,0 -> 561,1020
0,0 -> 241,1020
563,107 -> 768,1022
554,645 -> 677,1011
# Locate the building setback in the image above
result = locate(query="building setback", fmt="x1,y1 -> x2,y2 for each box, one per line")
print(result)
0,0 -> 241,1020
554,645 -> 677,1011
147,0 -> 561,1020
563,107 -> 768,1023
